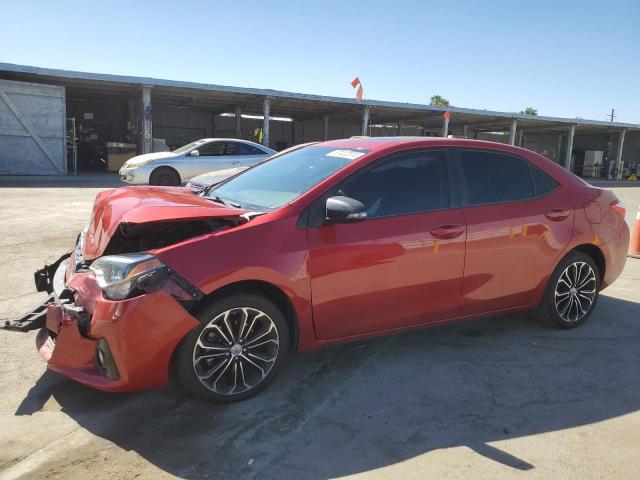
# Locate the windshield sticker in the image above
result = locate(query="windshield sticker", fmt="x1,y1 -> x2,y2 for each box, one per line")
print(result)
326,149 -> 367,161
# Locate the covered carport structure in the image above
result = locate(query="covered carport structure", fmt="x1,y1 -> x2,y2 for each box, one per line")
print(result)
0,62 -> 638,179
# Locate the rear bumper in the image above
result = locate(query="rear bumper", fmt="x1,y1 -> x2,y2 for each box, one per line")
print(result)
600,225 -> 630,290
4,256 -> 200,392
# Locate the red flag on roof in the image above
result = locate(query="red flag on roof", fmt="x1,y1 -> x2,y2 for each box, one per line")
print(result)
351,77 -> 364,102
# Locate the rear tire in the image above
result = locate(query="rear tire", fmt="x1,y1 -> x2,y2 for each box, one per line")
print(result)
176,293 -> 290,403
149,167 -> 181,186
533,251 -> 600,329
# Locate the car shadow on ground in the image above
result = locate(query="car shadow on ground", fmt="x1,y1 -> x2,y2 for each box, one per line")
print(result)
14,293 -> 640,479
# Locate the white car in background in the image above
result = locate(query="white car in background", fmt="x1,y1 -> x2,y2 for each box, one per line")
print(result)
185,141 -> 322,193
119,138 -> 275,186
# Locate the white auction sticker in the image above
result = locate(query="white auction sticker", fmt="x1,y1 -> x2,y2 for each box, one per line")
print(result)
326,149 -> 366,160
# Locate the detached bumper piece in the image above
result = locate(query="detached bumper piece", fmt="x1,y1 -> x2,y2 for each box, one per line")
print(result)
2,294 -> 54,332
34,253 -> 70,294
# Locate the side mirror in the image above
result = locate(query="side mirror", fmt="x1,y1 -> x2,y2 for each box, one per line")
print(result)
190,150 -> 200,157
325,196 -> 367,223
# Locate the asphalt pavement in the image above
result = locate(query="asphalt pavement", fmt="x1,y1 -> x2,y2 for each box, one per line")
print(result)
0,175 -> 639,480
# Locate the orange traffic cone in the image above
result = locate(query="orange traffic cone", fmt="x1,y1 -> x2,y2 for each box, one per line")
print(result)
630,206 -> 640,258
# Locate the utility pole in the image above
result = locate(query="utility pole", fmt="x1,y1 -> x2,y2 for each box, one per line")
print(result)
608,108 -> 615,123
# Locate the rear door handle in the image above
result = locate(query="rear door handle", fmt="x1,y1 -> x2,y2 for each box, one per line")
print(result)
430,224 -> 465,239
545,209 -> 570,221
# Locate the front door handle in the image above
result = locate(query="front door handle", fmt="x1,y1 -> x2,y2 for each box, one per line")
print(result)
430,224 -> 465,239
545,209 -> 570,221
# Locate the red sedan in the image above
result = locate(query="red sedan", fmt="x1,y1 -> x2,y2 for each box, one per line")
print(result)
4,138 -> 630,403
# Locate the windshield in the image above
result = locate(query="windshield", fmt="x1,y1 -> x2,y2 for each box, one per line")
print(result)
206,146 -> 369,211
172,140 -> 206,155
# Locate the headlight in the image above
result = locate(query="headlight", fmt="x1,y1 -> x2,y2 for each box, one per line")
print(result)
89,253 -> 165,300
124,157 -> 155,168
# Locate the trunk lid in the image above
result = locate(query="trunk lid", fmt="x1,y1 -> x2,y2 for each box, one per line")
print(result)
83,186 -> 248,260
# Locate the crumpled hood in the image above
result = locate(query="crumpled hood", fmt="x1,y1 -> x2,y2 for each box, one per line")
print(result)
83,186 -> 248,260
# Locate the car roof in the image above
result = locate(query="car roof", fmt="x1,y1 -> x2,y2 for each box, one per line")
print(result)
310,136 -> 581,188
314,136 -> 523,152
196,138 -> 274,150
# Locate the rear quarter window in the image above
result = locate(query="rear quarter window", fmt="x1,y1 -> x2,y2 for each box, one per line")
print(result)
529,163 -> 559,196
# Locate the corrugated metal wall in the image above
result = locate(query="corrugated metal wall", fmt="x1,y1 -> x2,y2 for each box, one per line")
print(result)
0,79 -> 66,175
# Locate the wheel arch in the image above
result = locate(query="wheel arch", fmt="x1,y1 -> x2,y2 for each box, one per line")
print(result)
568,243 -> 606,282
194,279 -> 299,353
150,165 -> 182,184
167,278 -> 301,390
532,242 -> 606,311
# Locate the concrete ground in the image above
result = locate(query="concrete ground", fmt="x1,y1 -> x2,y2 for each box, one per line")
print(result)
1,175 -> 639,480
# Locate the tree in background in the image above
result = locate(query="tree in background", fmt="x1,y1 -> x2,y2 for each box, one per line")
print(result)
520,106 -> 538,116
430,95 -> 450,107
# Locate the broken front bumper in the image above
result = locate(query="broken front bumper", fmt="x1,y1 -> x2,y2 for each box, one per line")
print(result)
3,253 -> 200,392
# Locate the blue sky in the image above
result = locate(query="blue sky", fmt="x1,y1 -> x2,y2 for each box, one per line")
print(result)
1,0 -> 638,122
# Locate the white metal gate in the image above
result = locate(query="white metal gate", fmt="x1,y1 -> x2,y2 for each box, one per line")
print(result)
0,79 -> 66,175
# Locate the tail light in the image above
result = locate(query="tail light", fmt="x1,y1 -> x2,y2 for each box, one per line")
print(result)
610,199 -> 626,217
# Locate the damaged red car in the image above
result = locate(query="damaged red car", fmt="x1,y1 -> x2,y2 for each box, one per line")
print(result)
4,138 -> 630,403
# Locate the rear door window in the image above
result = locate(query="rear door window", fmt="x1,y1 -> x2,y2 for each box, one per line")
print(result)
458,150 -> 535,205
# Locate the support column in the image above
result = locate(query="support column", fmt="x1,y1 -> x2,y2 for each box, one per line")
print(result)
564,125 -> 576,170
361,106 -> 370,136
262,98 -> 271,147
463,124 -> 468,138
141,85 -> 152,154
442,116 -> 449,137
615,129 -> 627,180
235,107 -> 242,138
323,115 -> 330,141
127,97 -> 138,146
509,120 -> 517,145
518,129 -> 524,147
397,120 -> 404,136
291,120 -> 296,145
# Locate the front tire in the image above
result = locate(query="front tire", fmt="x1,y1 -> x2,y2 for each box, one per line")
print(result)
149,167 -> 181,186
534,251 -> 600,329
176,293 -> 289,403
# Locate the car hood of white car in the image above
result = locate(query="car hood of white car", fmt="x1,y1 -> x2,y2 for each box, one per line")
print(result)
124,151 -> 178,167
187,166 -> 249,188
